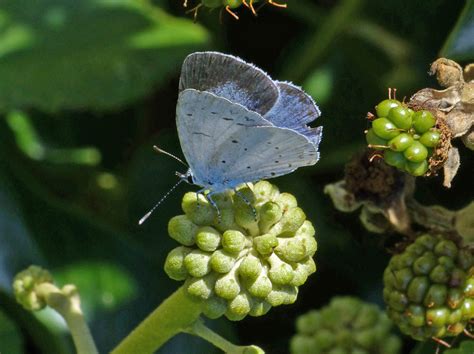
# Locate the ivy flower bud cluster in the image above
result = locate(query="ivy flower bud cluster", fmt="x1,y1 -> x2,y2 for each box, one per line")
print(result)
384,234 -> 474,340
12,265 -> 54,311
290,296 -> 401,354
164,181 -> 317,320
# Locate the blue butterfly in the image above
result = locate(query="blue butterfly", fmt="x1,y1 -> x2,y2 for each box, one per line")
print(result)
139,52 -> 322,224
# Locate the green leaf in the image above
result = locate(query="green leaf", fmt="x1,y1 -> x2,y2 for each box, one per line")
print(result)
0,308 -> 23,354
445,340 -> 474,354
0,0 -> 209,112
441,0 -> 474,60
53,261 -> 138,317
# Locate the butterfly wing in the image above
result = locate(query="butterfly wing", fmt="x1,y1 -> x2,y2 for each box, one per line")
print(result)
179,52 -> 279,115
264,81 -> 323,147
177,89 -> 318,190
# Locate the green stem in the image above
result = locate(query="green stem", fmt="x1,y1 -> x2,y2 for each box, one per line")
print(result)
111,285 -> 202,354
281,0 -> 364,82
36,283 -> 98,354
186,319 -> 264,354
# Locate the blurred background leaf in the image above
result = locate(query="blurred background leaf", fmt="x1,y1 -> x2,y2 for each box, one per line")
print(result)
0,0 -> 472,353
0,0 -> 209,112
441,0 -> 474,60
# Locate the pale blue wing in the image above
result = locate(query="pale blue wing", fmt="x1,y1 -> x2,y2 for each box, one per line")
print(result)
179,52 -> 279,115
176,89 -> 318,190
264,81 -> 323,147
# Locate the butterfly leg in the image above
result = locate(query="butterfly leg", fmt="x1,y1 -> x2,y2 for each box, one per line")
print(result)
205,192 -> 222,222
235,190 -> 257,221
195,188 -> 207,209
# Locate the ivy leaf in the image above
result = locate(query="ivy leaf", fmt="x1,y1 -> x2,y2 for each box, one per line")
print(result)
445,340 -> 474,354
0,0 -> 209,112
441,0 -> 474,60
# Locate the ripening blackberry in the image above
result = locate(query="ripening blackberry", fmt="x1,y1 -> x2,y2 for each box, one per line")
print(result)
384,234 -> 474,341
366,97 -> 443,177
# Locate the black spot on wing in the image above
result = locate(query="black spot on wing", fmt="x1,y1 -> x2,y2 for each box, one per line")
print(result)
222,117 -> 233,121
193,132 -> 211,137
232,140 -> 238,143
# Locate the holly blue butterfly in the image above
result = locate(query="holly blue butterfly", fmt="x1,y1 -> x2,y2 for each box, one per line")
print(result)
139,52 -> 322,224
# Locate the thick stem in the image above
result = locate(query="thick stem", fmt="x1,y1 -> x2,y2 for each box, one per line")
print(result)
36,283 -> 98,354
111,285 -> 202,354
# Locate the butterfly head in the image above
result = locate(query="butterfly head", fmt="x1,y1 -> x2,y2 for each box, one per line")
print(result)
176,169 -> 195,185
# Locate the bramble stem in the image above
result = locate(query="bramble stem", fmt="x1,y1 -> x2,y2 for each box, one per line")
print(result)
186,319 -> 264,354
36,283 -> 98,354
111,285 -> 202,354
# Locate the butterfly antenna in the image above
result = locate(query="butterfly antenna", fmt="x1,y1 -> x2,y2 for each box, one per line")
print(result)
153,145 -> 188,167
138,179 -> 185,225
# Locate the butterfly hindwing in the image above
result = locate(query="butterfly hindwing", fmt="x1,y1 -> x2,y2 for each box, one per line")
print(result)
264,81 -> 323,146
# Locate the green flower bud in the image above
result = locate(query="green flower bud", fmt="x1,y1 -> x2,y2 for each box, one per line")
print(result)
165,181 -> 318,320
221,230 -> 247,254
210,250 -> 237,274
215,273 -> 240,300
13,266 -> 53,311
164,246 -> 192,280
259,202 -> 283,233
291,297 -> 401,354
195,226 -> 221,252
384,233 -> 474,340
227,293 -> 251,319
181,192 -> 215,225
184,250 -> 211,278
168,215 -> 198,246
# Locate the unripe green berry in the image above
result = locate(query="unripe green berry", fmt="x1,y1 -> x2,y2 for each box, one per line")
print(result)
384,150 -> 407,169
419,130 -> 440,148
388,106 -> 412,130
405,160 -> 429,176
412,110 -> 436,134
388,133 -> 413,152
366,128 -> 388,147
372,118 -> 400,140
403,141 -> 428,162
375,99 -> 401,118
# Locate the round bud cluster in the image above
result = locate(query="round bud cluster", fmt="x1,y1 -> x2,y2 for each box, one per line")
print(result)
366,99 -> 442,176
384,234 -> 474,340
290,296 -> 401,354
164,181 -> 317,321
12,265 -> 53,311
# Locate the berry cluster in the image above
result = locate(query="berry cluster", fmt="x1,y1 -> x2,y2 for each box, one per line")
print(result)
366,99 -> 441,176
384,234 -> 474,341
164,181 -> 317,321
290,297 -> 401,354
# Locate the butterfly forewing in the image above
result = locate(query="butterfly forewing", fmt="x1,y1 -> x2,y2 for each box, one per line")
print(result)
179,52 -> 279,115
176,89 -> 318,191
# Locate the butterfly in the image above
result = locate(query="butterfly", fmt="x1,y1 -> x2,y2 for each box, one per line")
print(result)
139,52 -> 322,224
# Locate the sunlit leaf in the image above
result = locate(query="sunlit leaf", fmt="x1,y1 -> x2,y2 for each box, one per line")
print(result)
53,261 -> 138,317
0,0 -> 209,112
441,0 -> 474,60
